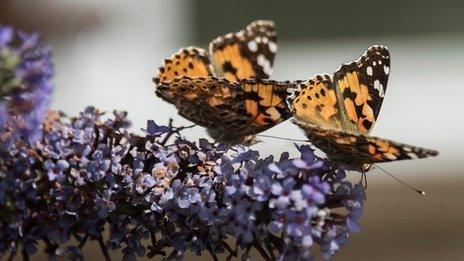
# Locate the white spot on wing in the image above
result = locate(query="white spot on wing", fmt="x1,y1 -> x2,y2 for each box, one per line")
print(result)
257,54 -> 273,76
247,40 -> 258,52
384,65 -> 390,75
374,80 -> 385,97
407,152 -> 419,159
367,66 -> 373,76
373,61 -> 377,66
384,153 -> 397,160
268,41 -> 277,53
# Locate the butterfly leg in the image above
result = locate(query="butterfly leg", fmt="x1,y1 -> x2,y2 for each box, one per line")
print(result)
360,171 -> 368,189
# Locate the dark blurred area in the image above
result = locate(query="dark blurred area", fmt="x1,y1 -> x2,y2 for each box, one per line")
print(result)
193,0 -> 464,43
0,1 -> 103,40
2,0 -> 463,260
27,178 -> 464,260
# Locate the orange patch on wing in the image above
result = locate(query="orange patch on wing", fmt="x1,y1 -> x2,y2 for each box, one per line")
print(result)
211,44 -> 255,82
343,98 -> 357,123
155,48 -> 213,84
292,79 -> 341,130
252,107 -> 282,126
373,139 -> 400,156
336,71 -> 375,134
244,83 -> 283,122
245,99 -> 258,117
320,103 -> 337,120
254,114 -> 268,125
388,147 -> 400,155
375,139 -> 390,152
257,84 -> 282,107
357,84 -> 370,105
361,104 -> 374,121
244,83 -> 252,92
343,72 -> 371,106
265,107 -> 282,122
357,104 -> 375,133
335,137 -> 353,145
241,82 -> 289,127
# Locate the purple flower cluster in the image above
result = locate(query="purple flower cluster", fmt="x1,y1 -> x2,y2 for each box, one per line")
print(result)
0,25 -> 53,147
0,107 -> 364,260
0,25 -> 365,260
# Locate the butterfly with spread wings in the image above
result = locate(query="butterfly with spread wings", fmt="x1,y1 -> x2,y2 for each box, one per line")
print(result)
154,20 -> 296,145
288,45 -> 438,171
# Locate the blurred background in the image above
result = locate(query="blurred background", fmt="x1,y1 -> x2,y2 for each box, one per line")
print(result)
1,0 -> 463,260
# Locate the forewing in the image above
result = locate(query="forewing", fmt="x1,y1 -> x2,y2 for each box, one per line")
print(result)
153,47 -> 214,85
209,20 -> 277,82
333,45 -> 390,134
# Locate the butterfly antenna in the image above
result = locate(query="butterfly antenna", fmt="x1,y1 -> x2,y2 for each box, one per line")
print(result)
257,134 -> 308,143
373,164 -> 426,196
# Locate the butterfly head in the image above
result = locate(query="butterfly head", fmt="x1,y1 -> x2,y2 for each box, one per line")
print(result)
338,162 -> 373,172
323,152 -> 373,172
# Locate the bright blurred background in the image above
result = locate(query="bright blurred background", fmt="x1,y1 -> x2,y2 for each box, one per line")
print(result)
1,0 -> 463,260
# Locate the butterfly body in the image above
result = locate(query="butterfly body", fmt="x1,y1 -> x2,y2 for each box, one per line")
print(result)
154,20 -> 294,145
289,45 -> 438,169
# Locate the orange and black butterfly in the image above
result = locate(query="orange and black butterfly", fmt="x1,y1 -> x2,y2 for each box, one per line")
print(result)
154,20 -> 296,145
288,45 -> 438,170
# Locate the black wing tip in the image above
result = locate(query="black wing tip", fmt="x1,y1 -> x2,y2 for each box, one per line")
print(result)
368,44 -> 389,50
405,146 -> 439,160
248,19 -> 276,29
210,19 -> 277,50
365,45 -> 390,57
332,45 -> 391,77
426,149 -> 439,157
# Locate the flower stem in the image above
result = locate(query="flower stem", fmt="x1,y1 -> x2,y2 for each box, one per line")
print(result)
97,236 -> 111,261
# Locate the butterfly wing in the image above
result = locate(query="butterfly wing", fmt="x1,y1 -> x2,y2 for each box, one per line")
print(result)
209,20 -> 278,82
156,76 -> 295,144
288,74 -> 344,131
290,46 -> 437,167
153,47 -> 215,85
293,118 -> 438,168
333,45 -> 390,134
